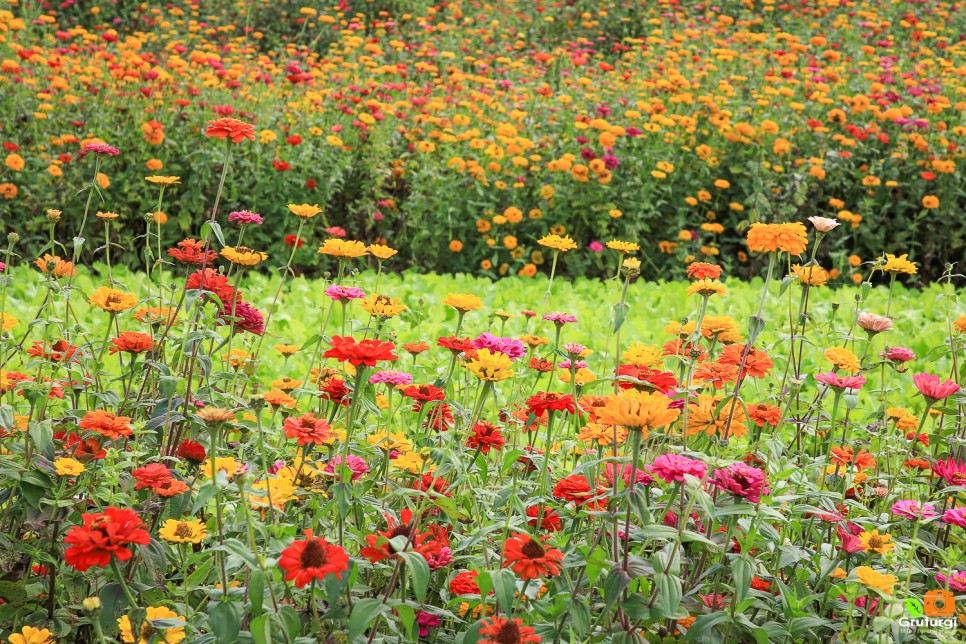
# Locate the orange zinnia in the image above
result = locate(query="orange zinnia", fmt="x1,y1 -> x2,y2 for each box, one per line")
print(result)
78,410 -> 133,440
205,117 -> 256,143
746,222 -> 808,255
109,332 -> 153,354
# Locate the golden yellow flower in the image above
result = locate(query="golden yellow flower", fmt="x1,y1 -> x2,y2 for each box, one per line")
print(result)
880,253 -> 917,275
89,287 -> 138,312
858,530 -> 895,554
519,334 -> 549,348
622,343 -> 663,368
158,517 -> 207,544
606,240 -> 640,254
701,316 -> 741,343
96,211 -> 120,220
119,606 -> 186,644
854,566 -> 897,595
145,175 -> 181,186
687,279 -> 728,298
558,368 -> 596,386
368,243 -> 398,260
220,246 -> 267,267
288,203 -> 322,218
392,451 -> 434,474
250,475 -> 298,509
790,263 -> 829,287
53,457 -> 86,476
222,349 -> 249,368
263,388 -> 296,409
35,254 -> 76,278
824,347 -> 861,374
318,239 -> 368,260
1,313 -> 18,332
359,294 -> 407,318
464,348 -> 514,382
685,394 -> 747,439
442,293 -> 483,312
271,377 -> 303,391
537,233 -> 578,252
274,344 -> 300,356
494,310 -> 515,320
202,457 -> 241,480
578,422 -> 628,446
368,430 -> 412,452
595,390 -> 681,433
6,626 -> 54,644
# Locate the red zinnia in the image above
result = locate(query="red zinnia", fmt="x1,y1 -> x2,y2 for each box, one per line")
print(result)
502,533 -> 564,580
615,365 -> 678,393
109,332 -> 154,354
178,439 -> 206,463
528,358 -> 554,373
132,463 -> 174,490
552,474 -> 605,507
526,505 -> 562,531
320,377 -> 350,406
63,507 -> 151,571
360,509 -> 440,563
284,234 -> 304,248
167,238 -> 218,265
78,410 -> 132,440
28,339 -> 80,362
324,335 -> 397,366
467,421 -> 506,453
283,414 -> 332,445
186,268 -> 241,305
478,617 -> 541,644
449,570 -> 481,595
402,384 -> 445,402
437,336 -> 474,354
278,530 -> 350,588
205,117 -> 256,142
525,392 -> 576,417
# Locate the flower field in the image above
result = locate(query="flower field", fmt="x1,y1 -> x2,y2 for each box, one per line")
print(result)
2,2 -> 966,644
0,0 -> 964,279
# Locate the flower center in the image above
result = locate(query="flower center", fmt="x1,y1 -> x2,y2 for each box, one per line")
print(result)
140,622 -> 156,640
174,522 -> 194,538
520,538 -> 545,559
868,535 -> 883,549
299,539 -> 329,568
493,621 -> 522,644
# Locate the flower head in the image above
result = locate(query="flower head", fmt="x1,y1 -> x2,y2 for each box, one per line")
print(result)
288,203 -> 322,218
651,454 -> 707,483
502,533 -> 564,580
279,530 -> 350,588
89,287 -> 138,312
913,372 -> 960,402
537,234 -> 578,252
205,117 -> 256,142
64,507 -> 151,571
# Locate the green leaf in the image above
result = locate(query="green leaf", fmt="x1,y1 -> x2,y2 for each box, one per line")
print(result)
208,600 -> 243,644
733,555 -> 753,605
488,568 -> 517,615
652,573 -> 681,619
684,612 -> 732,641
250,614 -> 271,644
349,598 -> 389,641
400,551 -> 430,601
249,569 -> 266,618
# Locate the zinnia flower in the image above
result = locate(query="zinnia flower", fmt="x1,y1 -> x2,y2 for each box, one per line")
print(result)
712,464 -> 770,503
278,530 -> 350,587
478,617 -> 542,644
890,500 -> 937,520
814,372 -> 866,390
283,414 -> 332,445
324,335 -> 397,366
63,507 -> 151,571
854,566 -> 897,595
89,287 -> 138,312
205,117 -> 256,142
159,518 -> 207,544
502,533 -> 564,580
118,606 -> 185,644
79,410 -> 132,439
912,372 -> 960,402
651,454 -> 707,483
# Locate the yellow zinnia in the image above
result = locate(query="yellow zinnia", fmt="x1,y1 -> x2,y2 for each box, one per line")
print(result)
118,606 -> 186,644
465,349 -> 514,382
368,243 -> 398,260
854,566 -> 897,595
288,203 -> 322,218
359,294 -> 407,318
442,293 -> 483,312
537,233 -> 578,253
220,246 -> 267,267
595,390 -> 681,433
158,518 -> 207,544
145,175 -> 181,186
318,239 -> 368,260
89,287 -> 138,312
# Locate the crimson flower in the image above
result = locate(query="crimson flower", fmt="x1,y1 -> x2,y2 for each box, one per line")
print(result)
278,530 -> 350,588
466,421 -> 506,453
402,384 -> 445,402
932,457 -> 966,485
360,509 -> 443,563
178,439 -> 206,463
324,335 -> 397,366
712,464 -> 770,503
132,463 -> 173,491
28,340 -> 80,362
526,505 -> 562,531
449,570 -> 481,595
525,392 -> 576,417
437,336 -> 474,354
616,365 -> 678,393
64,508 -> 151,571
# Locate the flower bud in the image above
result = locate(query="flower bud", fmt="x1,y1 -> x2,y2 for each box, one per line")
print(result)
621,257 -> 641,278
82,596 -> 101,612
46,209 -> 62,223
7,232 -> 19,244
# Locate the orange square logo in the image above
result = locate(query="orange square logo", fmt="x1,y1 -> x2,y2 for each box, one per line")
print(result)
924,589 -> 956,617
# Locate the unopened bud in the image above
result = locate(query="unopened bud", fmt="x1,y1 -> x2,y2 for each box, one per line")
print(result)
7,232 -> 19,244
46,209 -> 62,222
82,596 -> 101,612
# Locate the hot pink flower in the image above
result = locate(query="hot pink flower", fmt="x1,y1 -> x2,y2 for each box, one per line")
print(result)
913,373 -> 960,402
712,464 -> 770,503
227,210 -> 263,225
881,346 -> 916,362
324,455 -> 369,481
604,463 -> 654,487
325,285 -> 366,301
472,333 -> 527,360
542,311 -> 577,325
936,572 -> 966,592
369,370 -> 413,386
836,524 -> 865,553
890,499 -> 937,520
84,143 -> 120,156
933,457 -> 966,486
942,508 -> 966,528
815,372 -> 866,390
650,454 -> 707,483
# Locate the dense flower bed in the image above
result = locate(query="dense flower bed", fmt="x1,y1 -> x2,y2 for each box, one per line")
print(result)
1,121 -> 966,642
0,0 -> 963,280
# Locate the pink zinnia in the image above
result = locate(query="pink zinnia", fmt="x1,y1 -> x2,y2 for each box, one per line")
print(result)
604,463 -> 654,487
472,333 -> 526,360
84,142 -> 119,156
712,464 -> 770,503
588,241 -> 604,252
369,370 -> 413,386
563,342 -> 588,356
881,346 -> 916,362
326,285 -> 366,302
559,360 -> 589,370
942,507 -> 966,528
913,372 -> 960,402
227,210 -> 263,225
543,311 -> 577,325
324,455 -> 369,481
836,523 -> 865,554
936,572 -> 966,592
651,454 -> 707,483
326,226 -> 347,237
857,312 -> 892,334
933,457 -> 966,485
815,372 -> 866,390
890,499 -> 937,520
221,301 -> 265,335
